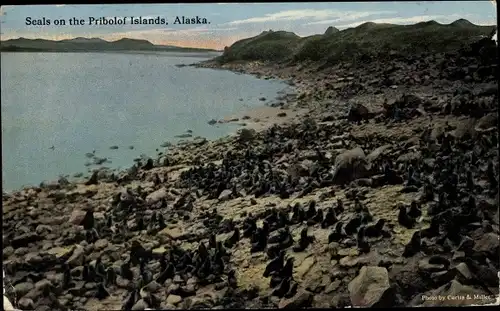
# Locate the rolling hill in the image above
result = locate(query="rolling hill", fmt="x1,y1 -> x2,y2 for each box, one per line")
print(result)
216,19 -> 496,65
0,37 -> 218,53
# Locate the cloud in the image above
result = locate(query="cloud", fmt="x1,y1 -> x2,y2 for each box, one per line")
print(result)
226,9 -> 396,25
102,26 -> 237,41
304,11 -> 396,26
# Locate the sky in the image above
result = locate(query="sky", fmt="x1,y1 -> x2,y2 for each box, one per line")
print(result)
0,2 -> 497,50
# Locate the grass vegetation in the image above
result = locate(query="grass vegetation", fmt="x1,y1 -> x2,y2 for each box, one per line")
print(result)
216,19 -> 496,65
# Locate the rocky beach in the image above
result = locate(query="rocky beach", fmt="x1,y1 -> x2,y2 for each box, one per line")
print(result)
2,20 -> 499,310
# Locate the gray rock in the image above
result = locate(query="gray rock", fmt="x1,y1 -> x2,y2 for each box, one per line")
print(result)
94,239 -> 108,250
473,233 -> 499,256
14,282 -> 34,298
279,290 -> 313,308
366,144 -> 392,163
69,209 -> 86,225
18,297 -> 35,309
332,147 -> 371,184
418,258 -> 447,273
451,119 -> 476,140
218,189 -> 232,201
132,299 -> 149,310
146,188 -> 168,205
65,245 -> 84,267
454,263 -> 473,281
238,128 -> 256,142
475,112 -> 497,130
34,279 -> 52,292
396,151 -> 422,163
166,294 -> 182,305
348,266 -> 392,307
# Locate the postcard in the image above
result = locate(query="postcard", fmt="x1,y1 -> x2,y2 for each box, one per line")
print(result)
1,2 -> 498,310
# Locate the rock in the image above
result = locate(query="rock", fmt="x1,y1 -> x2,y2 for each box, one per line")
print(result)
18,297 -> 35,309
454,263 -> 473,281
296,256 -> 316,278
430,270 -> 456,284
339,256 -> 369,267
110,145 -> 119,150
366,145 -> 392,163
238,128 -> 256,142
259,97 -> 266,101
40,180 -> 60,190
348,266 -> 391,307
116,277 -> 130,289
47,246 -> 73,259
324,26 -> 339,35
396,151 -> 422,163
192,137 -> 207,146
11,233 -> 42,249
146,188 -> 168,205
152,246 -> 167,256
69,209 -> 86,225
337,248 -> 359,257
325,279 -> 342,294
218,189 -> 232,201
25,252 -> 43,264
159,227 -> 184,240
473,233 -> 499,256
14,282 -> 34,298
94,239 -> 108,250
277,112 -> 287,117
279,290 -> 313,308
332,147 -> 371,184
3,246 -> 14,257
475,112 -> 497,130
66,245 -> 85,267
419,258 -> 447,273
132,299 -> 149,310
451,119 -> 476,140
208,119 -> 217,125
452,251 -> 466,262
430,125 -> 445,142
34,279 -> 52,292
167,294 -> 183,305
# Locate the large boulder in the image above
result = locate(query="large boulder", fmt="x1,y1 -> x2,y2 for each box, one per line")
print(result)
332,147 -> 371,184
475,112 -> 497,132
348,266 -> 392,307
146,187 -> 168,205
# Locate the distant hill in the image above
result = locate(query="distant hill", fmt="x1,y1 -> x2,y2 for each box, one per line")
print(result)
0,37 -> 218,53
216,19 -> 496,65
324,26 -> 340,35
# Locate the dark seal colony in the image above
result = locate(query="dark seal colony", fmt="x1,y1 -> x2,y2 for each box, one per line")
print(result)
2,21 -> 499,310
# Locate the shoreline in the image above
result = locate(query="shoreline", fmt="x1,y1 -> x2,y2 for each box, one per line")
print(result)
2,35 -> 499,310
1,68 -> 294,195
